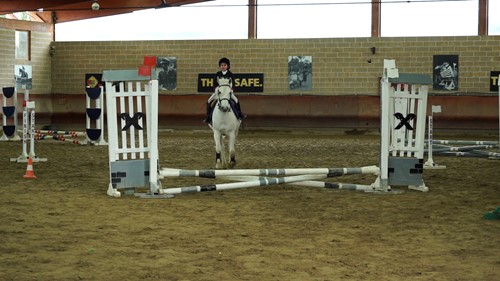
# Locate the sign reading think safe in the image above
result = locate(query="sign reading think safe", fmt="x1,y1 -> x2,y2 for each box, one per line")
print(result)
198,73 -> 264,93
490,71 -> 500,92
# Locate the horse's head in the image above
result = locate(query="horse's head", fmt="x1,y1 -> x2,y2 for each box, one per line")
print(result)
217,77 -> 231,87
216,85 -> 232,113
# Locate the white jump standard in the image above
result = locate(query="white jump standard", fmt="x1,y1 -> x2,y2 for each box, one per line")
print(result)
10,97 -> 47,162
103,69 -> 167,198
1,87 -> 21,141
84,87 -> 107,145
372,59 -> 431,192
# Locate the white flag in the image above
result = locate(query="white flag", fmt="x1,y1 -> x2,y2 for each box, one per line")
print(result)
432,105 -> 442,113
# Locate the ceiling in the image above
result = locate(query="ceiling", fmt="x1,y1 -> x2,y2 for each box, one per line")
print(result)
0,0 -> 213,24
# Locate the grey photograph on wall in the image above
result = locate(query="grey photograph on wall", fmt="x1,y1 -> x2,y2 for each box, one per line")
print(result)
433,55 -> 459,91
288,56 -> 312,90
157,57 -> 177,90
14,65 -> 32,90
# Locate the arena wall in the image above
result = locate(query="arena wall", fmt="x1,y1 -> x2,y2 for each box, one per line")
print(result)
1,19 -> 499,131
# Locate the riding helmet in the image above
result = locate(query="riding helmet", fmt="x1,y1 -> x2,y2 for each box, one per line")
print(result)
219,57 -> 231,69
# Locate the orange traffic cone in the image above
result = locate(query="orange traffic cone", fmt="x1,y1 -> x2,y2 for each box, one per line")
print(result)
23,157 -> 37,179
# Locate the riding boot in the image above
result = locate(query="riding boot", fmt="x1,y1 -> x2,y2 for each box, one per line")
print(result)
203,103 -> 212,124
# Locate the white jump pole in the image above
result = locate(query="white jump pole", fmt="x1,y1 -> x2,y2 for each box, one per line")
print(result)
160,166 -> 379,179
159,166 -> 379,195
161,174 -> 328,195
432,140 -> 498,146
219,175 -> 374,192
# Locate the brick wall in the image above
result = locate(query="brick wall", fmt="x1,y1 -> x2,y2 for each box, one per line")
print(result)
1,20 -> 499,130
49,36 -> 500,95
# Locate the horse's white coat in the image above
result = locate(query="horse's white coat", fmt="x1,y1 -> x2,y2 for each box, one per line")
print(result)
209,81 -> 240,169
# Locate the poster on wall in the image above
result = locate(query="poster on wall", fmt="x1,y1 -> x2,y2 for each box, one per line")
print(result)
433,55 -> 459,91
288,56 -> 312,90
157,57 -> 177,90
14,65 -> 32,90
490,71 -> 500,92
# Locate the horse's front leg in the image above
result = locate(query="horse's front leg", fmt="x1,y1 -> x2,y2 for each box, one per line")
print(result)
213,131 -> 223,169
228,132 -> 236,169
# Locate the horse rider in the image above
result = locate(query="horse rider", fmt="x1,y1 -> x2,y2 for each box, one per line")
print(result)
203,57 -> 245,124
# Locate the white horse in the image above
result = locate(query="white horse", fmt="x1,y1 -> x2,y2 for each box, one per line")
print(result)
209,83 -> 240,169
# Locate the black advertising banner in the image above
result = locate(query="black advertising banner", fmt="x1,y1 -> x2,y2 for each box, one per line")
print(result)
490,71 -> 500,92
198,73 -> 264,93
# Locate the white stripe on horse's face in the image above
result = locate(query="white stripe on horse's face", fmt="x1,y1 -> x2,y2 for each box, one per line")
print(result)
217,85 -> 232,112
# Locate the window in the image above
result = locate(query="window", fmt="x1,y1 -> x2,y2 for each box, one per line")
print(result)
381,0 -> 478,37
15,30 -> 30,60
489,0 -> 500,35
55,0 -> 248,41
257,0 -> 371,39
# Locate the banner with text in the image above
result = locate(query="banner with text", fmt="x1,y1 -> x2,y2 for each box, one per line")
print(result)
198,73 -> 264,93
490,71 -> 500,92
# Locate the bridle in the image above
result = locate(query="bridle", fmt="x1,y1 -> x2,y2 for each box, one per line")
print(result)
216,84 -> 232,113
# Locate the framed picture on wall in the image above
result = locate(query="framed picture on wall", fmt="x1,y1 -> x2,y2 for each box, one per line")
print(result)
288,56 -> 312,90
157,57 -> 177,90
14,65 -> 32,90
433,55 -> 459,91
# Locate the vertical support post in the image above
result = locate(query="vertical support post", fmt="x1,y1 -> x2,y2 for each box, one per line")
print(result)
375,59 -> 398,191
149,79 -> 160,194
10,99 -> 46,162
424,106 -> 446,169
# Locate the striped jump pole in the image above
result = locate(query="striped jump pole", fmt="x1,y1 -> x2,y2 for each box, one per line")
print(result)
160,165 -> 379,179
33,134 -> 85,145
33,129 -> 87,138
159,166 -> 379,195
431,144 -> 498,153
469,150 -> 500,159
431,140 -> 499,146
435,151 -> 500,159
219,175 -> 374,192
160,174 -> 325,195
